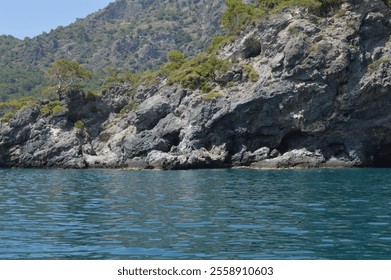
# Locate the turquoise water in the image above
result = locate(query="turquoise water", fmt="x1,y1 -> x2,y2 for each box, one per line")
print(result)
0,168 -> 390,259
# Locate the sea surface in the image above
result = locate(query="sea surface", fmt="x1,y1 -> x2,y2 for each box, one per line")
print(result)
0,168 -> 390,260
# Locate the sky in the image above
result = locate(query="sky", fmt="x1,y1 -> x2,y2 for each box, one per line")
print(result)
0,0 -> 114,39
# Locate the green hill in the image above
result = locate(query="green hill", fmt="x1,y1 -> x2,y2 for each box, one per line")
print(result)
0,0 -> 229,101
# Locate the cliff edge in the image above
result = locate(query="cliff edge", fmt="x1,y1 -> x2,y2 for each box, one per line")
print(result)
1,0 -> 391,169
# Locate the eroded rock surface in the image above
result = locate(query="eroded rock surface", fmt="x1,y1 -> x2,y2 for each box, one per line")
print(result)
1,0 -> 391,169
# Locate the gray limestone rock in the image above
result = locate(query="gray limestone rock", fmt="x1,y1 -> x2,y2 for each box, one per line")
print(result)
1,1 -> 391,169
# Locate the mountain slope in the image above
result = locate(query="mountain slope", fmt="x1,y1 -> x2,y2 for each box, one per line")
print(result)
0,0 -> 228,101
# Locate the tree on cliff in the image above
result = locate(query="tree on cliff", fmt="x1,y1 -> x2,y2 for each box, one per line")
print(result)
47,60 -> 92,100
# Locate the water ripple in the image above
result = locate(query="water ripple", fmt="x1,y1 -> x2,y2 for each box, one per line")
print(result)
1,168 -> 391,259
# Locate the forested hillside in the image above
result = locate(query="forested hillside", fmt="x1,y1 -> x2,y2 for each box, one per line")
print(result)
0,0 -> 389,102
0,0 -> 230,101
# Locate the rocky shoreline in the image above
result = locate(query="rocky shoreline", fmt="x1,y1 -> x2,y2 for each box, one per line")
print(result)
1,0 -> 391,170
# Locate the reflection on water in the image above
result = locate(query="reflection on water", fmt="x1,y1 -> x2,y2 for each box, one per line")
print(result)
0,168 -> 391,259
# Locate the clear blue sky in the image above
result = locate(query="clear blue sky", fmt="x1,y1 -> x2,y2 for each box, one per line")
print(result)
0,0 -> 114,39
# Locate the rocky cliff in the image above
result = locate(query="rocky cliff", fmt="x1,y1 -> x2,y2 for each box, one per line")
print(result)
1,0 -> 391,169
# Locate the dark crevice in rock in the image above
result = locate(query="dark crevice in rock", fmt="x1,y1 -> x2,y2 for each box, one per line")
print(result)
373,144 -> 391,167
231,37 -> 262,61
164,131 -> 181,147
328,142 -> 347,157
277,130 -> 313,153
242,38 -> 262,59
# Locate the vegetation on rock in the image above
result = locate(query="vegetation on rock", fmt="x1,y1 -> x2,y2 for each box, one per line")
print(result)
368,56 -> 390,73
221,0 -> 263,34
221,0 -> 344,34
0,97 -> 38,122
40,100 -> 65,116
47,60 -> 92,100
203,90 -> 223,100
167,54 -> 232,92
74,120 -> 85,130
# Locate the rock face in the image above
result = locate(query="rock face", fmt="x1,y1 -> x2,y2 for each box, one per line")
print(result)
1,0 -> 391,169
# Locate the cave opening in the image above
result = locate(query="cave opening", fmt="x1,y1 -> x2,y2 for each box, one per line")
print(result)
242,38 -> 262,59
277,130 -> 310,153
373,144 -> 391,167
